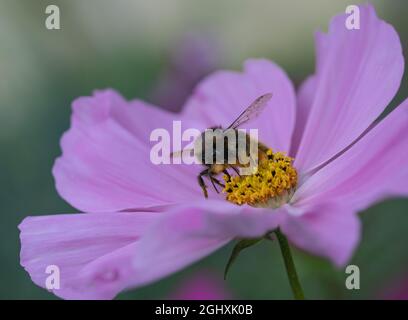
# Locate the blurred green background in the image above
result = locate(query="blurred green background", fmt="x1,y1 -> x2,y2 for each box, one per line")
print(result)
1,0 -> 408,299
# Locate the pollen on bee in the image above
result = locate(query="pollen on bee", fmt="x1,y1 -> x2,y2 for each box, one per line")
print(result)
222,149 -> 297,207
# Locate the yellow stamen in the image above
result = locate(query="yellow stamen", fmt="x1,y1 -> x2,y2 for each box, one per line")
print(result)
223,149 -> 297,207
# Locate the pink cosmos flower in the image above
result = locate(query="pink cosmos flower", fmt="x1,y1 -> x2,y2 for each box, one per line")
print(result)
380,272 -> 408,300
384,285 -> 408,300
151,32 -> 220,112
168,271 -> 231,300
19,4 -> 408,299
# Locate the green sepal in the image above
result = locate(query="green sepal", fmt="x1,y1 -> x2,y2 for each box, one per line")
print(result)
224,238 -> 263,280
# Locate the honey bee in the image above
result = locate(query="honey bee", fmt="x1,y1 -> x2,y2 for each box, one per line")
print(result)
172,93 -> 272,198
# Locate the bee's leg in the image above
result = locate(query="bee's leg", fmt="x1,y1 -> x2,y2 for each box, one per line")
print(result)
211,177 -> 225,188
198,170 -> 209,198
208,174 -> 220,194
223,169 -> 231,181
223,169 -> 231,180
231,166 -> 241,177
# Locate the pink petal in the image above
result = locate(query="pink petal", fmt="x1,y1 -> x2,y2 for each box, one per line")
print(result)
131,200 -> 285,287
71,89 -> 180,146
293,98 -> 408,211
183,59 -> 296,152
20,201 -> 284,299
294,4 -> 404,173
290,31 -> 327,155
169,271 -> 231,300
290,75 -> 316,155
281,202 -> 361,267
53,89 -> 202,212
19,211 -> 162,299
381,275 -> 408,300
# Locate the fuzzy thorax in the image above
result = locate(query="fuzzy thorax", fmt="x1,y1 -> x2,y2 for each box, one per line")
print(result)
223,149 -> 297,208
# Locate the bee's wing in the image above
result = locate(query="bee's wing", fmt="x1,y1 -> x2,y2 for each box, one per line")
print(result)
226,93 -> 272,129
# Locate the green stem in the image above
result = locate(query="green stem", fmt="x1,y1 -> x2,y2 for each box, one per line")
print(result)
275,228 -> 305,300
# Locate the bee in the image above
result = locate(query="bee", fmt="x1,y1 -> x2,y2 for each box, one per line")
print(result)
172,93 -> 272,198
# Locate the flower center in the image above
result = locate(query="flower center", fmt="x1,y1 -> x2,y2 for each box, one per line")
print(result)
222,149 -> 297,208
